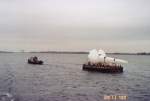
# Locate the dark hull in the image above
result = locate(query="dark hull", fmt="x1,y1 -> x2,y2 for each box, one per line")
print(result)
28,60 -> 43,65
82,64 -> 123,73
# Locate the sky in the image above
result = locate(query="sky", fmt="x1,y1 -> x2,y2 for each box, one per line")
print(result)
0,0 -> 150,52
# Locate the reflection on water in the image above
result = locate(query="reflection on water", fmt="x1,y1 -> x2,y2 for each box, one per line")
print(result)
0,53 -> 150,101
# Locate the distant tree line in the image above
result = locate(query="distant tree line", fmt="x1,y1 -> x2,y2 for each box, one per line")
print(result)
137,52 -> 150,55
0,51 -> 150,55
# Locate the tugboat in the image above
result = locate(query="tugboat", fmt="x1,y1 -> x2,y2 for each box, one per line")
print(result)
28,56 -> 43,65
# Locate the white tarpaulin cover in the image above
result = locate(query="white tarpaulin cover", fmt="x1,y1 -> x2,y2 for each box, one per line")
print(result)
88,49 -> 128,64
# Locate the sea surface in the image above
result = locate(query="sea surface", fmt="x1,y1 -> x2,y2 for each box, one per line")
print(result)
0,53 -> 150,101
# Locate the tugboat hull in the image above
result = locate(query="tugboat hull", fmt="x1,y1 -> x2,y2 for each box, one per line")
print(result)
28,59 -> 43,65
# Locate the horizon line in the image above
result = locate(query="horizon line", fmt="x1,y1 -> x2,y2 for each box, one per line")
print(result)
0,50 -> 150,55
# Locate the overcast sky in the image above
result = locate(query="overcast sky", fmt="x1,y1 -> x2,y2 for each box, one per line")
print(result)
0,0 -> 150,52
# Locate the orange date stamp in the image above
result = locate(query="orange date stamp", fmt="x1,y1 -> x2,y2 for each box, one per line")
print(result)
104,95 -> 127,100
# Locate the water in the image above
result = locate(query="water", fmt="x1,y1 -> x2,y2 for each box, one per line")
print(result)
0,53 -> 150,101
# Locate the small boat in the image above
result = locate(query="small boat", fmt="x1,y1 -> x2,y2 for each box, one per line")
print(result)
28,56 -> 43,65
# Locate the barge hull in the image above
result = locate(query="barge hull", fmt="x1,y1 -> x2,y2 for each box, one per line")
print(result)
82,64 -> 123,73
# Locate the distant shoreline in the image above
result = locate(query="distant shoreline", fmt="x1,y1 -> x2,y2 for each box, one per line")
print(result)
0,51 -> 150,55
